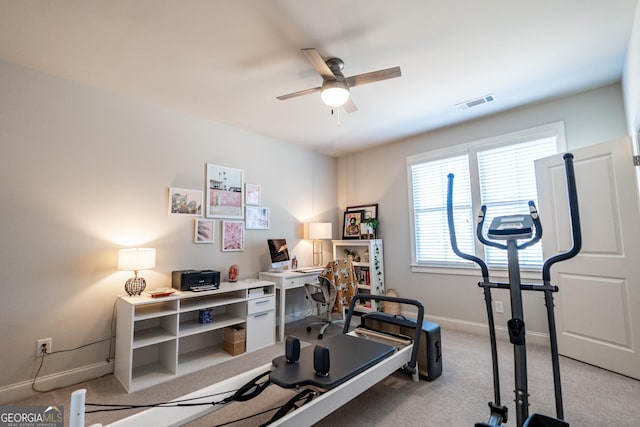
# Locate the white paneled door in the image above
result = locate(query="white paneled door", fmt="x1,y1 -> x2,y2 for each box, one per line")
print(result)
536,136 -> 640,380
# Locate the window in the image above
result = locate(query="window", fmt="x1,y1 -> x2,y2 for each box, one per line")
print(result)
407,122 -> 566,271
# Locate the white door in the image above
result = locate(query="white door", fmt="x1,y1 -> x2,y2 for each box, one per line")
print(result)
535,136 -> 640,380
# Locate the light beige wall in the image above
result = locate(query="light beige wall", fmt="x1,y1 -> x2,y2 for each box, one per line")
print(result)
623,0 -> 640,140
0,59 -> 337,400
338,83 -> 628,335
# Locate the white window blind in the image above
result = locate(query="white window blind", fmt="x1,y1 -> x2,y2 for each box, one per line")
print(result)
407,122 -> 564,271
410,154 -> 474,264
477,137 -> 558,268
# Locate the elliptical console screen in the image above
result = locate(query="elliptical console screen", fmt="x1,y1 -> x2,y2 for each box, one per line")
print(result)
488,215 -> 533,239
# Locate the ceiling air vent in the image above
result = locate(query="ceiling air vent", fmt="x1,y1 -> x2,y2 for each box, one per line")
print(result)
455,94 -> 495,110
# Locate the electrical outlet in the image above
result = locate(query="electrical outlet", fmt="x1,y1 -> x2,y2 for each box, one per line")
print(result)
495,301 -> 504,313
36,338 -> 52,356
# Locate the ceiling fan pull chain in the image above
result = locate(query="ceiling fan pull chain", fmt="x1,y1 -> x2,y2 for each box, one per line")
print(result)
329,108 -> 341,127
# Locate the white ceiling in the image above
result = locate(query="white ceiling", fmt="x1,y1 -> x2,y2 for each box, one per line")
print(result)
0,1 -> 637,157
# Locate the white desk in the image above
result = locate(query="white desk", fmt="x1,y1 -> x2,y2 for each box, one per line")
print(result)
258,269 -> 322,341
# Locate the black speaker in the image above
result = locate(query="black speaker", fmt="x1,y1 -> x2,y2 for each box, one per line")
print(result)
360,312 -> 442,381
313,345 -> 330,376
285,336 -> 300,363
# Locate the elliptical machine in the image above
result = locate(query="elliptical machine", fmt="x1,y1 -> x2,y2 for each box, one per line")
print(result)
447,153 -> 581,427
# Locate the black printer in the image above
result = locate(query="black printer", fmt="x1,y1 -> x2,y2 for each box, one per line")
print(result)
172,270 -> 220,291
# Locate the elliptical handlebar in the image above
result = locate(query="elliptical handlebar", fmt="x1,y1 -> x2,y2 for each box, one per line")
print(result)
517,201 -> 543,250
476,205 -> 507,250
542,153 -> 582,284
446,173 -> 489,280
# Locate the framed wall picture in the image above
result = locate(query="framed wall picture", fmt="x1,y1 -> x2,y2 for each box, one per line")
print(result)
342,210 -> 364,239
206,164 -> 244,219
194,219 -> 214,244
169,187 -> 203,216
222,220 -> 244,251
245,206 -> 270,229
245,183 -> 261,206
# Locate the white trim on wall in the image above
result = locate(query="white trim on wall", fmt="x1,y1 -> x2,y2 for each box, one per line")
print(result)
0,360 -> 114,404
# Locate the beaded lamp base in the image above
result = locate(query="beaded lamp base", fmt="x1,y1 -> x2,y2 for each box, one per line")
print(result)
125,276 -> 147,296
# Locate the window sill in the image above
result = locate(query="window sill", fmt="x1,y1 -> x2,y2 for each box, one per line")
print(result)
410,264 -> 542,281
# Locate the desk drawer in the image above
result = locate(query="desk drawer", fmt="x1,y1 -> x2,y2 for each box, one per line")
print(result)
283,278 -> 300,289
248,296 -> 275,315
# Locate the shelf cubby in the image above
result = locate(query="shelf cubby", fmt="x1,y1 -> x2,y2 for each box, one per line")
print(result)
132,315 -> 178,348
178,312 -> 246,337
134,300 -> 178,320
177,330 -> 236,375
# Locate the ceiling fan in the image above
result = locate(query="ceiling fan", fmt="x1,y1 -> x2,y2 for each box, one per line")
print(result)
277,48 -> 401,113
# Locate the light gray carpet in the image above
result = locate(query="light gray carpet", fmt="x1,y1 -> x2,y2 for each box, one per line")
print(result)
10,318 -> 640,426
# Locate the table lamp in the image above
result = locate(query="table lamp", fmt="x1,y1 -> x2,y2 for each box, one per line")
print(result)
307,223 -> 332,266
118,248 -> 156,296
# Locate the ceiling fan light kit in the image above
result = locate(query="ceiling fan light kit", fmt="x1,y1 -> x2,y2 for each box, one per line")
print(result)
278,48 -> 401,114
321,81 -> 350,107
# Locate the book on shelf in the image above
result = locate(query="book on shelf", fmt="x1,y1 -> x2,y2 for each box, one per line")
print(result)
357,266 -> 370,285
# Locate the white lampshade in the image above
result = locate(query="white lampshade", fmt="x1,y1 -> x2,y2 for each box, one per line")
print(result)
320,81 -> 350,107
118,248 -> 156,272
306,222 -> 332,240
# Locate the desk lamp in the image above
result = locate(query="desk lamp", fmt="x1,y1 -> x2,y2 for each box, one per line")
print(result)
306,223 -> 332,266
118,248 -> 156,296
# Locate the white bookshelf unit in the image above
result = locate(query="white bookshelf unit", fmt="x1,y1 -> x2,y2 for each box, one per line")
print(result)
332,239 -> 385,312
115,279 -> 275,392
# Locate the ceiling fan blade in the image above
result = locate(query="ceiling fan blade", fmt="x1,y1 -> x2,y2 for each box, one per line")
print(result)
345,66 -> 401,88
343,98 -> 358,113
301,48 -> 336,81
276,86 -> 321,101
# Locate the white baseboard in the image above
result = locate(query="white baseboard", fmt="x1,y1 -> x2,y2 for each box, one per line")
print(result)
421,313 -> 551,347
0,360 -> 114,405
392,308 -> 551,347
293,304 -> 552,347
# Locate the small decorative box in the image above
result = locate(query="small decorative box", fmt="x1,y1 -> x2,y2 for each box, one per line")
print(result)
198,308 -> 213,324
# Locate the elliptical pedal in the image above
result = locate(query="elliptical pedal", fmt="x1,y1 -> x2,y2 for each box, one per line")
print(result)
523,414 -> 570,427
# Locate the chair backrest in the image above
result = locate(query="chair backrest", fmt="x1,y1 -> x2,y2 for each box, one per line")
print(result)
318,258 -> 358,313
